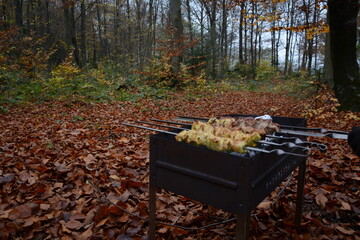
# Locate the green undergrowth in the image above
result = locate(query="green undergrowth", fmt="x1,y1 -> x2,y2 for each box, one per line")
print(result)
0,62 -> 317,108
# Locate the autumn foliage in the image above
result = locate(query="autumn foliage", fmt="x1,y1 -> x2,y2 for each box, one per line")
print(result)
0,87 -> 359,239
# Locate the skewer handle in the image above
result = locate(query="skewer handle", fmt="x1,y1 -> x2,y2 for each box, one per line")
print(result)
176,115 -> 348,140
121,123 -> 177,135
136,121 -> 189,131
244,147 -> 309,157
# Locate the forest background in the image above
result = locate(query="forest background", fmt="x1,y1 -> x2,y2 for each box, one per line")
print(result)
0,0 -> 359,110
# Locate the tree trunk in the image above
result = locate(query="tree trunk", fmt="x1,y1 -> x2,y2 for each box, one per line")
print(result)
270,2 -> 276,67
14,0 -> 23,30
80,0 -> 87,66
323,13 -> 333,85
169,0 -> 184,74
284,0 -> 294,73
186,0 -> 194,55
239,1 -> 245,64
95,0 -> 106,60
135,0 -> 143,68
45,0 -> 50,34
63,0 -> 80,66
200,7 -> 204,52
307,0 -> 319,73
202,0 -> 217,77
148,0 -> 154,59
209,0 -> 217,77
219,0 -> 228,78
328,0 -> 360,111
249,1 -> 254,67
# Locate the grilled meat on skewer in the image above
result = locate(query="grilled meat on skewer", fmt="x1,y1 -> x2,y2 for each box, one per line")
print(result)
191,121 -> 261,142
175,129 -> 261,153
207,117 -> 280,136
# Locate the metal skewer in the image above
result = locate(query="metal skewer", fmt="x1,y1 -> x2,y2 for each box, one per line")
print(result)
136,121 -> 189,131
121,122 -> 177,135
149,118 -> 327,151
175,115 -> 348,140
149,118 -> 191,127
265,135 -> 327,152
140,120 -> 309,151
243,147 -> 310,158
121,122 -> 310,157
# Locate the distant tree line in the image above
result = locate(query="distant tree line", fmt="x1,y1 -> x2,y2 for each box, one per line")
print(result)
0,0 -> 359,110
1,0 -> 332,74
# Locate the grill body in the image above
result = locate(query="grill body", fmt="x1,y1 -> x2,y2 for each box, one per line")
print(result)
148,115 -> 307,239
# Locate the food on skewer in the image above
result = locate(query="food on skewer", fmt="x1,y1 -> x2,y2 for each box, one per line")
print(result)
175,129 -> 259,153
208,117 -> 280,135
191,121 -> 260,142
176,121 -> 261,153
208,117 -> 235,128
175,116 -> 278,154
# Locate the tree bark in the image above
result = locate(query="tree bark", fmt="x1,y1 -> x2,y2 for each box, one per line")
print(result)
63,0 -> 80,66
323,13 -> 333,85
185,0 -> 194,55
328,0 -> 360,111
238,1 -> 245,64
80,0 -> 87,66
219,0 -> 228,78
14,0 -> 24,30
169,0 -> 184,74
284,0 -> 294,73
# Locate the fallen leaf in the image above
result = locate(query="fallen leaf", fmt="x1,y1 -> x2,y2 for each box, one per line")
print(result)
94,205 -> 108,222
119,190 -> 131,202
84,209 -> 96,225
158,227 -> 169,234
83,154 -> 96,164
27,176 -> 37,185
340,201 -> 351,211
78,227 -> 93,240
335,226 -> 355,235
109,174 -> 121,180
257,201 -> 272,210
23,217 -> 34,227
70,214 -> 86,221
315,193 -> 328,208
118,214 -> 129,223
8,209 -> 21,220
65,219 -> 83,230
18,170 -> 31,182
54,182 -> 63,188
0,209 -> 12,219
108,205 -> 123,215
55,163 -> 71,172
40,203 -> 51,211
118,137 -> 130,143
95,217 -> 108,228
15,204 -> 32,219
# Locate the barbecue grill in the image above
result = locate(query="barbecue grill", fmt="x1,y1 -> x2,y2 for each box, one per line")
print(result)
122,114 -> 348,239
147,115 -> 309,239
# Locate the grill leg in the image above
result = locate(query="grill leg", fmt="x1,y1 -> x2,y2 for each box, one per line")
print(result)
295,160 -> 306,231
235,213 -> 250,240
148,183 -> 156,239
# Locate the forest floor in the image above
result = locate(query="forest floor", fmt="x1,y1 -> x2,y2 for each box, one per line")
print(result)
0,88 -> 359,239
